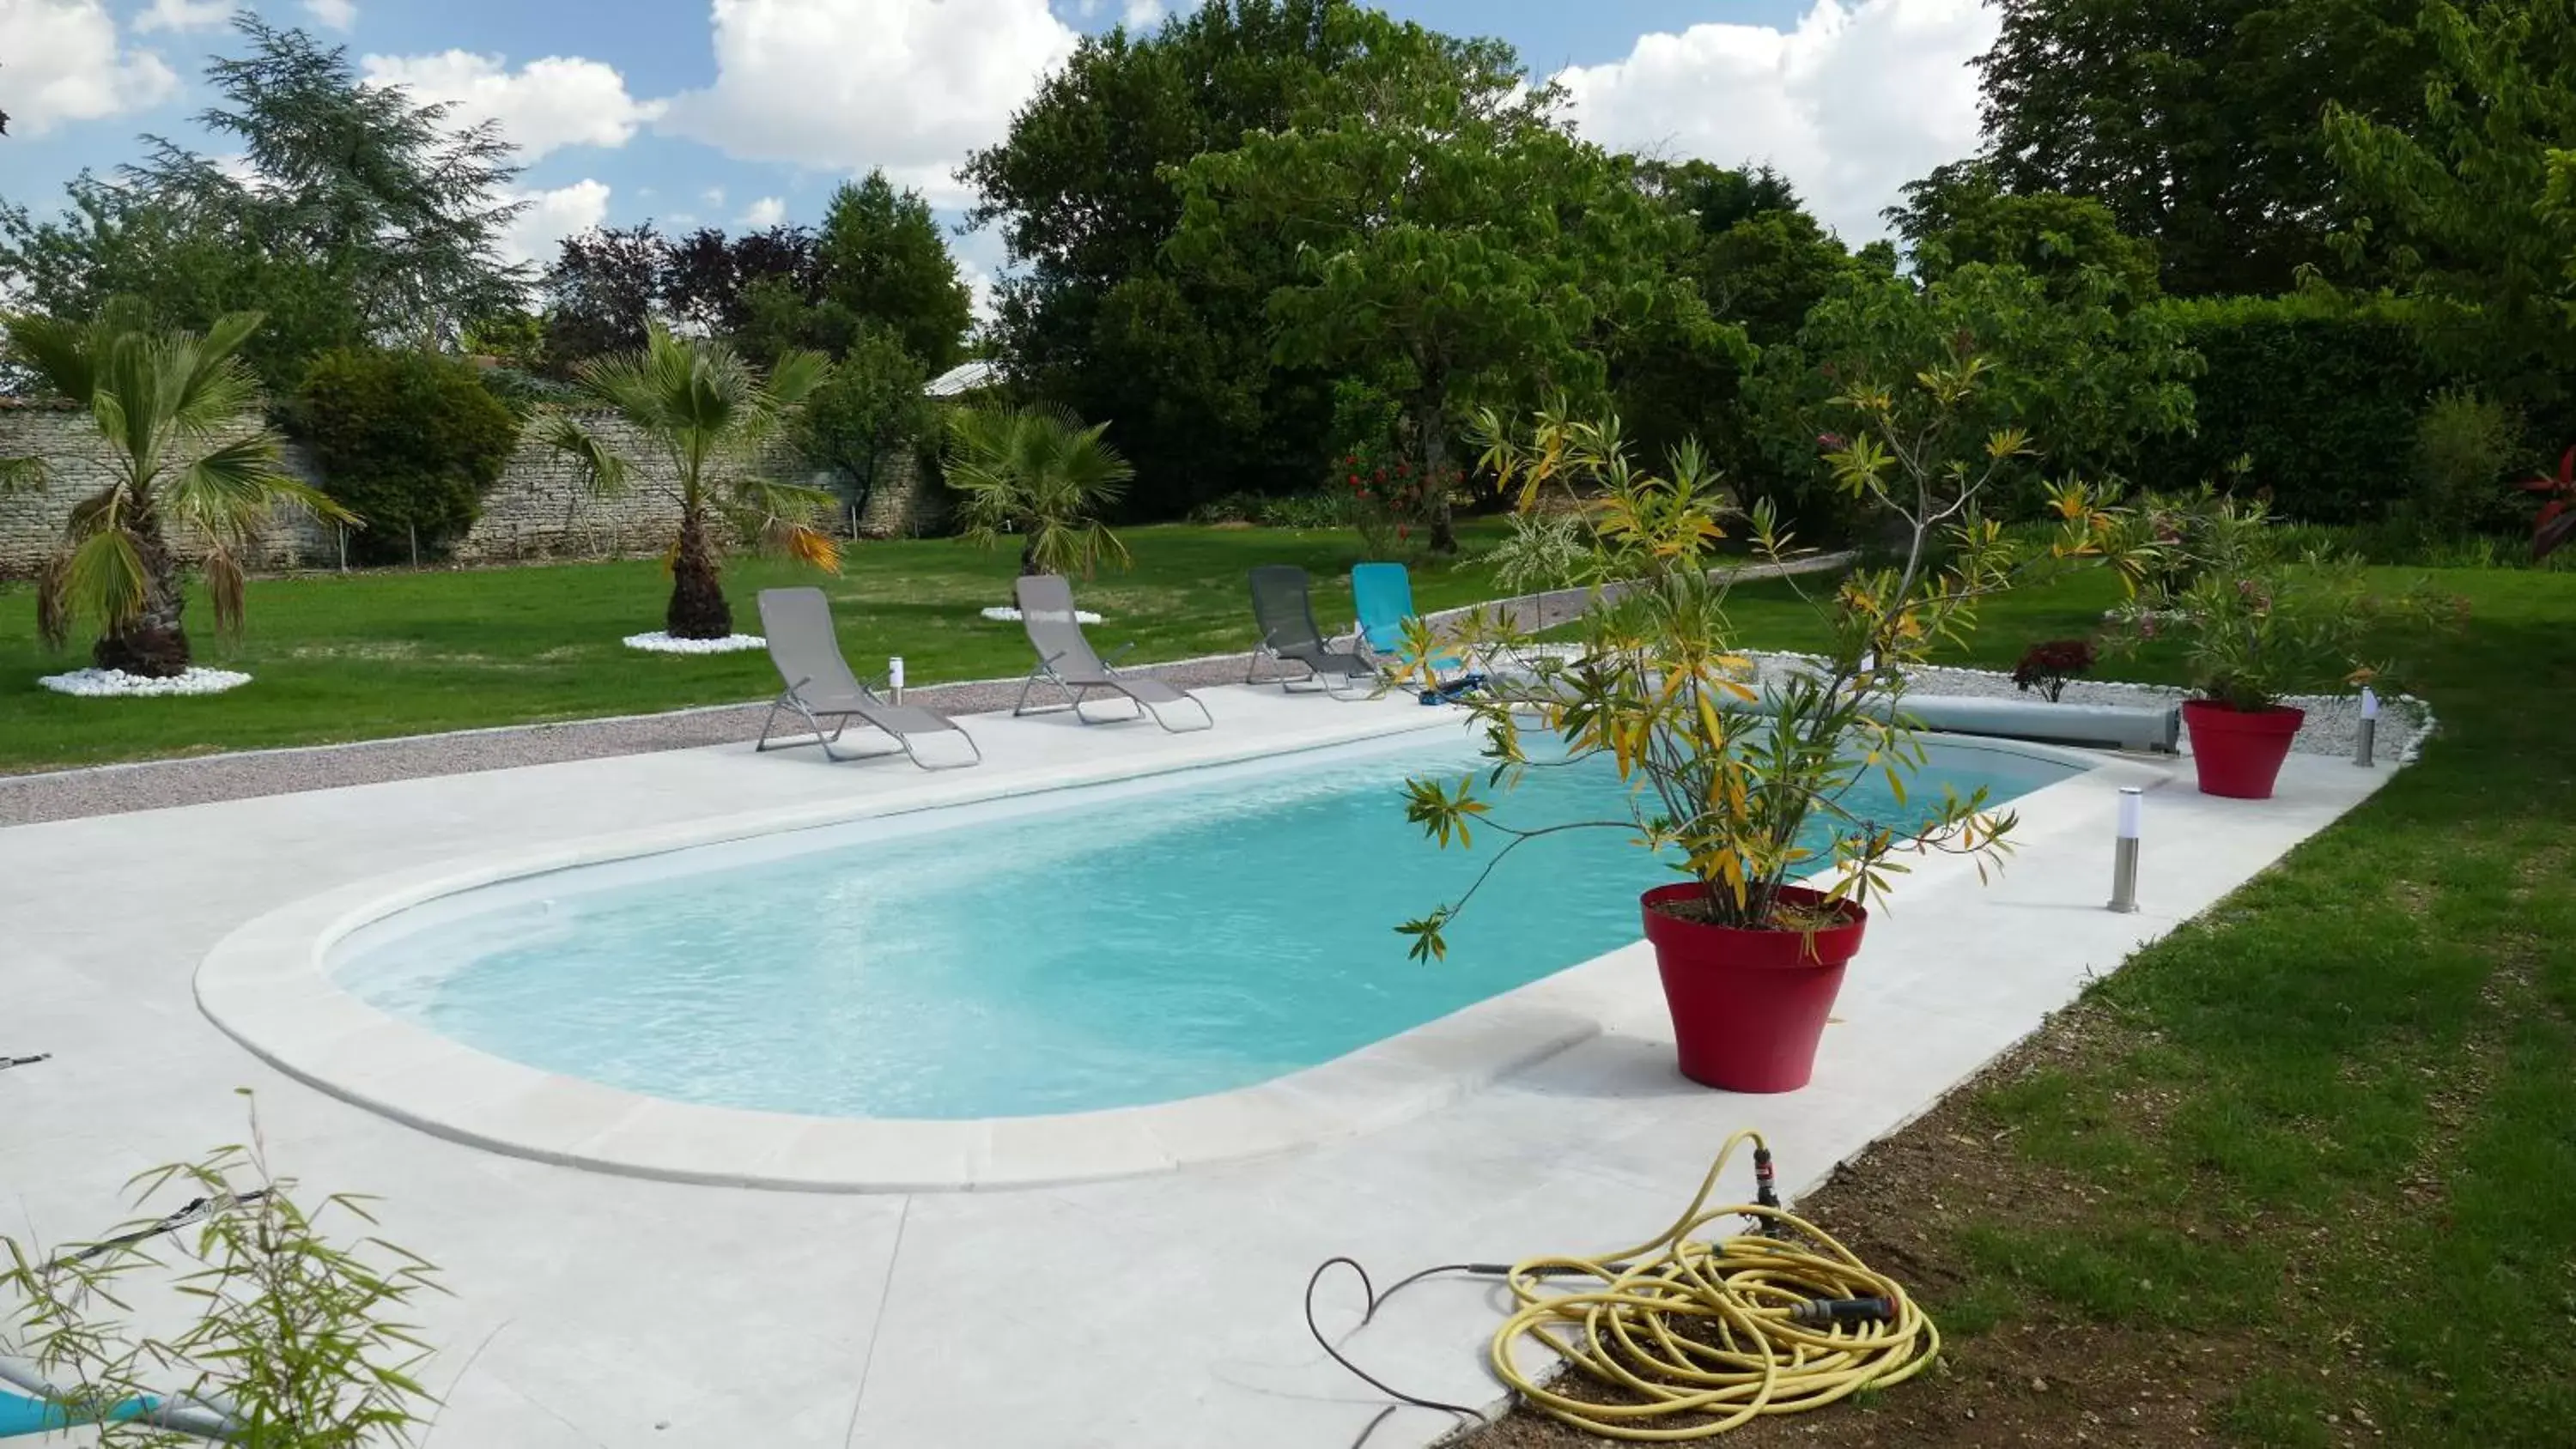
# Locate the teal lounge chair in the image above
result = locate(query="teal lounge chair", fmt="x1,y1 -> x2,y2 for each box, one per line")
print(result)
1351,562 -> 1465,676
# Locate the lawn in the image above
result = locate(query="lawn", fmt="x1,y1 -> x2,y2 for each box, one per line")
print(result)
1471,565 -> 2576,1447
0,523 -> 1519,773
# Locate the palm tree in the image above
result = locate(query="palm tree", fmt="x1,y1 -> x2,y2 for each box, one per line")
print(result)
0,306 -> 352,677
536,324 -> 841,640
944,403 -> 1134,590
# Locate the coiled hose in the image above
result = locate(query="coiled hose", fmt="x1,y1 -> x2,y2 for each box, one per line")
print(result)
1308,1131 -> 1937,1443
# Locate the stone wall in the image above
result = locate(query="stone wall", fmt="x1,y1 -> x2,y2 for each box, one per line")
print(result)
0,399 -> 943,578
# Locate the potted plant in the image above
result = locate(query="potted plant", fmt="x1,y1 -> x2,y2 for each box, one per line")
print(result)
2114,496 -> 2462,799
1394,351 -> 2145,1093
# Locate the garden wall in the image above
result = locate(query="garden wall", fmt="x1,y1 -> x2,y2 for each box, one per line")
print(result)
0,399 -> 942,579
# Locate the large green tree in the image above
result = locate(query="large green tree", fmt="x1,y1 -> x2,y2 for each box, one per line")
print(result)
959,0 -> 1369,516
1886,161 -> 2163,302
2325,0 -> 2576,377
1973,0 -> 2433,295
814,172 -> 973,373
1745,264 -> 2198,530
1616,161 -> 1858,470
0,17 -> 527,386
1168,12 -> 1737,551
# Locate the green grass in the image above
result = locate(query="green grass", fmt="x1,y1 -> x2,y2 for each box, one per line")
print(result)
1926,567 -> 2576,1446
0,524 -> 1516,773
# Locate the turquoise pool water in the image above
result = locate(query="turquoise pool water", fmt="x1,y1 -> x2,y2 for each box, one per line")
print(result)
331,727 -> 2081,1119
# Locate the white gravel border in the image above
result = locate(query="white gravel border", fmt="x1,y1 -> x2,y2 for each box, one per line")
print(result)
981,606 -> 1103,624
37,667 -> 253,698
623,632 -> 767,655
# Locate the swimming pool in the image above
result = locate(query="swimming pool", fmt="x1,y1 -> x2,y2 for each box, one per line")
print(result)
330,727 -> 2081,1119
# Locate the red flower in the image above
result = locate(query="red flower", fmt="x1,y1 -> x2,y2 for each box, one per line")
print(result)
1396,524 -> 1411,541
1817,432 -> 1847,451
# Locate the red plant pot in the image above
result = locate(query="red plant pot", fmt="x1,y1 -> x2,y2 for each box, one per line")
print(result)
1639,882 -> 1866,1094
2181,700 -> 2307,800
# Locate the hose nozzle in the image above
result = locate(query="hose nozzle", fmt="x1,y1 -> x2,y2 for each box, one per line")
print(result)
1785,1296 -> 1897,1326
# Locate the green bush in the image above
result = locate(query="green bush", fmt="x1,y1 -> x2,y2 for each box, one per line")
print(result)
294,348 -> 519,563
2409,389 -> 2523,535
1255,492 -> 1352,529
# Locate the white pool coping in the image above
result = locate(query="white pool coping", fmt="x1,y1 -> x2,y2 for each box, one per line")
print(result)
9,681 -> 2415,1449
194,709 -> 2130,1193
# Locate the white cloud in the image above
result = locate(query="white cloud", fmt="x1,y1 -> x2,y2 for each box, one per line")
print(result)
303,0 -> 355,31
499,178 -> 612,267
957,256 -> 999,322
701,186 -> 726,209
361,50 -> 662,161
1554,0 -> 1997,245
737,196 -> 786,228
0,0 -> 180,136
132,0 -> 229,33
1121,0 -> 1162,26
658,0 -> 1078,179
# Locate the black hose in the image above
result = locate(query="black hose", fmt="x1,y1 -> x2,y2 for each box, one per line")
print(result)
50,1189 -> 273,1270
0,1053 -> 48,1072
1304,1256 -> 1492,1446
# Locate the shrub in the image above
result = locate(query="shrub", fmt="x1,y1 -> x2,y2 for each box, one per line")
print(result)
1186,491 -> 1262,524
295,348 -> 519,564
1255,492 -> 1351,529
2133,295 -> 2439,524
2409,389 -> 2523,536
2011,639 -> 2097,703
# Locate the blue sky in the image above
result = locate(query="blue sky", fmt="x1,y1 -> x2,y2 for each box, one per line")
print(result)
2,0 -> 1991,301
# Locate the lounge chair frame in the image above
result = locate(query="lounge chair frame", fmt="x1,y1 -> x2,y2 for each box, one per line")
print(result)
1011,576 -> 1215,732
754,589 -> 983,770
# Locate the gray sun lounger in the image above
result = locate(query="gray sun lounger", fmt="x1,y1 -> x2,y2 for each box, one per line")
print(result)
755,588 -> 982,769
1012,574 -> 1215,732
1246,564 -> 1375,697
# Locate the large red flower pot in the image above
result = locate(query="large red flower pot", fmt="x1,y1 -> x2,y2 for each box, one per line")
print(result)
2182,700 -> 2307,800
1640,882 -> 1866,1094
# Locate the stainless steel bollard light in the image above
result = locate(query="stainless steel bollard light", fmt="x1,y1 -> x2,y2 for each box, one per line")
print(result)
889,655 -> 906,704
2354,685 -> 2379,767
2108,786 -> 2143,913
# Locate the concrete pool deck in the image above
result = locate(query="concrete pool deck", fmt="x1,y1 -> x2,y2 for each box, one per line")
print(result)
1,685 -> 2404,1447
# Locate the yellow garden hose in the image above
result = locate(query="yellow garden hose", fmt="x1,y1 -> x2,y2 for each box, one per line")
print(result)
1306,1131 -> 1936,1445
1485,1131 -> 1938,1440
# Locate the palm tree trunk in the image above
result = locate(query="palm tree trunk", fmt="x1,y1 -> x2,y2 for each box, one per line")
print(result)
93,513 -> 192,678
666,508 -> 734,640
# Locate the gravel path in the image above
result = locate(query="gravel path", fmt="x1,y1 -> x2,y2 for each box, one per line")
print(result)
0,553 -> 1856,827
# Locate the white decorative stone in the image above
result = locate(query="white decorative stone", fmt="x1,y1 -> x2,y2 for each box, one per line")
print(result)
981,606 -> 1103,624
36,667 -> 253,698
622,632 -> 768,655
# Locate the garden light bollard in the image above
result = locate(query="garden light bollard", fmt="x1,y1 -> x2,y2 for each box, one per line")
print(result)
2354,687 -> 2379,768
889,656 -> 906,705
2108,786 -> 2143,914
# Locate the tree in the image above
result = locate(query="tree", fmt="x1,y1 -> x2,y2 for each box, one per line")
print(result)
1616,161 -> 1857,469
815,172 -> 972,372
1973,0 -> 2433,295
0,180 -> 367,389
541,224 -> 667,373
960,0 -> 1368,515
1744,264 -> 2198,530
535,326 -> 841,640
944,403 -> 1134,583
295,348 -> 520,563
0,306 -> 353,676
797,324 -> 936,529
0,17 -> 528,385
1168,12 -> 1736,550
1887,161 -> 2162,302
2325,0 -> 2576,376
